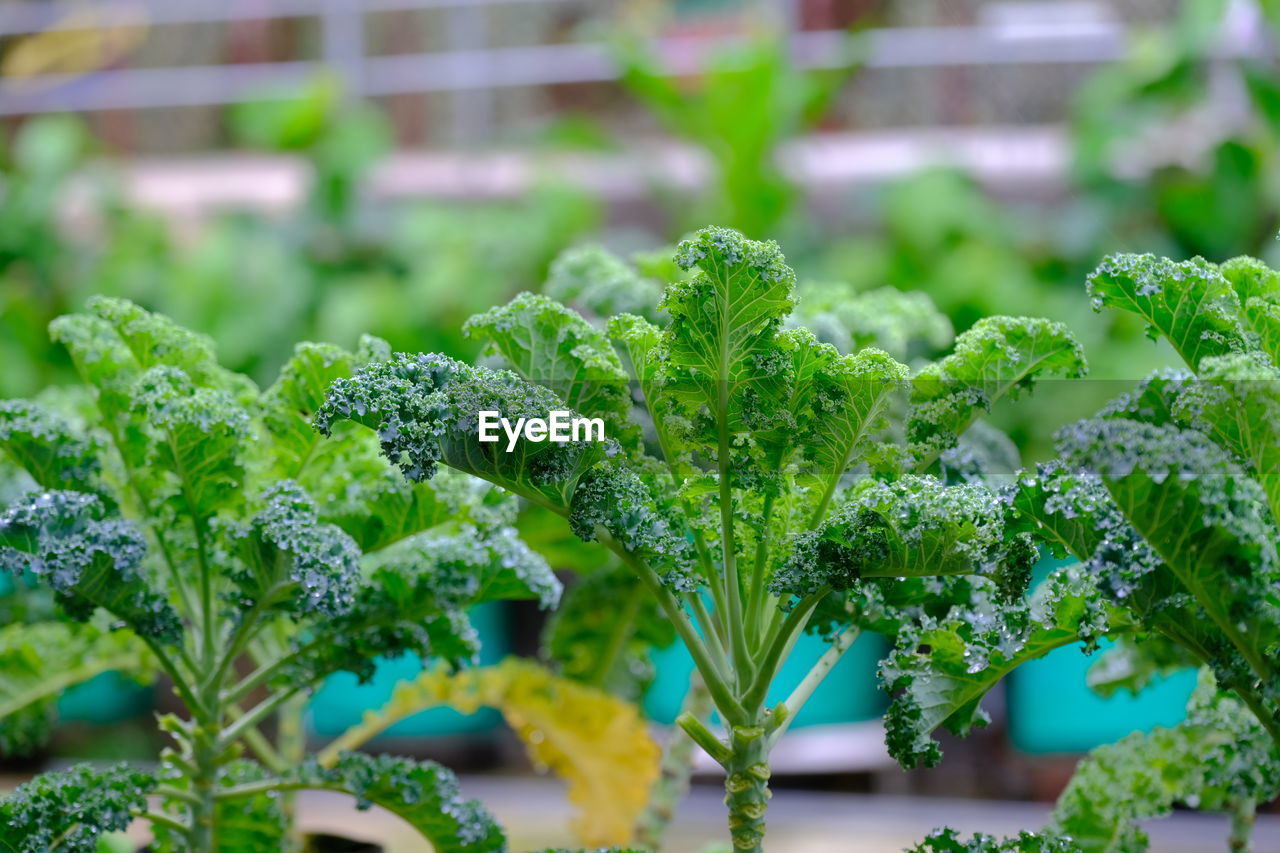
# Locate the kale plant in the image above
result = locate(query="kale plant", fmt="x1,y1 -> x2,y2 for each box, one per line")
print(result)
0,298 -> 562,851
895,252 -> 1280,851
316,226 -> 1086,851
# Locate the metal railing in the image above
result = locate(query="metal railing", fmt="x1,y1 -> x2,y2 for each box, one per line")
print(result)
0,1 -> 1270,124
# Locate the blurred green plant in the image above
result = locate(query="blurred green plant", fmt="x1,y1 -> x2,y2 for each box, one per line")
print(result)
0,298 -> 663,850
1071,0 -> 1280,262
615,33 -> 856,238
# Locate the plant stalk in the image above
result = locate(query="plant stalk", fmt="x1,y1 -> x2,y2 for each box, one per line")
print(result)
724,723 -> 771,853
635,673 -> 713,850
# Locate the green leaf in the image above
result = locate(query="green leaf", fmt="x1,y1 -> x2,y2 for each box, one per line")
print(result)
292,524 -> 557,682
907,828 -> 1074,853
376,524 -> 561,611
793,283 -> 953,362
230,481 -> 361,620
799,344 -> 908,519
315,353 -> 608,515
908,316 -> 1086,463
288,753 -> 505,853
1048,672 -> 1280,853
544,564 -> 676,702
0,491 -> 180,642
0,762 -> 156,853
0,401 -> 102,494
463,292 -> 637,447
773,477 -> 1022,597
0,619 -> 153,755
544,244 -> 664,323
258,340 -> 363,480
1059,419 -> 1280,693
261,337 -> 470,553
1086,254 -> 1251,369
882,566 -> 1114,769
1173,351 -> 1280,523
661,227 -> 797,443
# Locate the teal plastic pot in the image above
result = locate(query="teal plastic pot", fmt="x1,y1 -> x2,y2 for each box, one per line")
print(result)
1007,558 -> 1197,754
57,673 -> 153,723
643,631 -> 887,727
307,602 -> 507,738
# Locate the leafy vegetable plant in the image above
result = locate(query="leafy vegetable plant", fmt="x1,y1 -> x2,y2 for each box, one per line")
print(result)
897,251 -> 1280,851
316,226 -> 1086,851
0,298 -> 564,850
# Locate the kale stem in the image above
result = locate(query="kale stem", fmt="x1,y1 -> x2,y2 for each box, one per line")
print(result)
769,625 -> 860,746
603,531 -> 746,724
743,589 -> 827,710
716,386 -> 750,690
1229,797 -> 1256,851
745,491 -> 776,655
723,722 -> 770,853
635,672 -> 712,849
691,595 -> 734,683
219,687 -> 305,750
143,810 -> 191,836
139,636 -> 205,720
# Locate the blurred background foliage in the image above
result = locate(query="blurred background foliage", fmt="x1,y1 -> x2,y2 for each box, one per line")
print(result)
2,0 -> 1280,801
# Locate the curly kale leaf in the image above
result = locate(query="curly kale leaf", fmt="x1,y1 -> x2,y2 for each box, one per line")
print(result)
1172,350 -> 1280,523
1058,418 -> 1280,697
377,523 -> 561,611
773,477 -> 1023,598
129,365 -> 251,518
288,752 -> 504,853
544,563 -> 677,702
315,352 -> 608,514
793,282 -> 953,363
0,400 -> 102,495
881,566 -> 1116,769
1087,253 -> 1251,369
660,226 -> 797,445
261,337 -> 471,553
0,619 -> 153,755
464,291 -> 639,450
291,524 -> 557,682
569,461 -> 695,589
785,335 -> 908,517
0,762 -> 156,853
908,316 -> 1086,464
907,828 -> 1074,853
1048,671 -> 1280,853
229,480 -> 360,619
544,243 -> 665,323
1010,460 -> 1272,717
0,491 -> 180,642
1223,255 -> 1280,365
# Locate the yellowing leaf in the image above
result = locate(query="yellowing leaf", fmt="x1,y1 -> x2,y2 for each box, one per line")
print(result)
318,657 -> 660,847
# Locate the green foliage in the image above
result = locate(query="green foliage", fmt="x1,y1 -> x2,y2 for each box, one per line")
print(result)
0,763 -> 157,853
1069,0 -> 1280,261
0,300 -> 545,849
907,828 -> 1075,853
1048,672 -> 1280,853
284,753 -> 504,853
0,619 -> 153,755
615,35 -> 854,236
920,250 -> 1280,850
319,226 -> 1080,852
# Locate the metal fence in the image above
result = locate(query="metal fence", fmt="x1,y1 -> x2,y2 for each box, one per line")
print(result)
0,1 -> 1271,141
